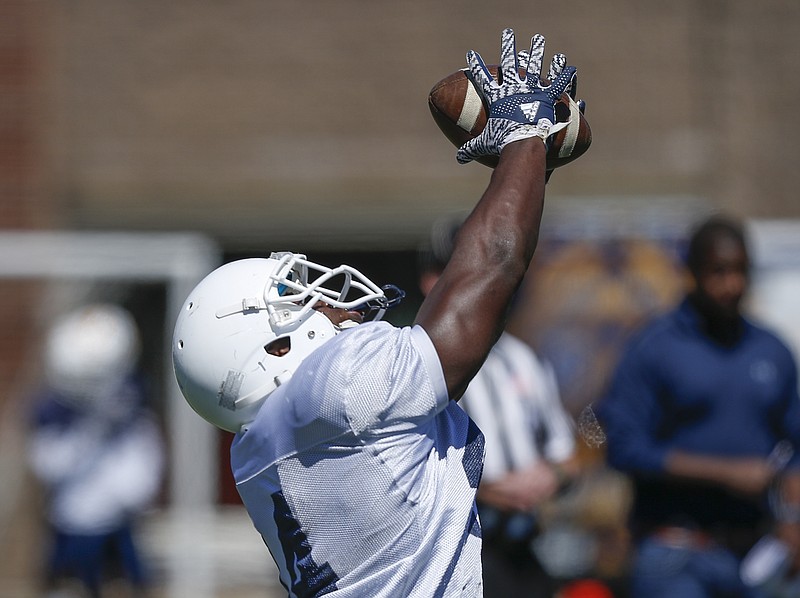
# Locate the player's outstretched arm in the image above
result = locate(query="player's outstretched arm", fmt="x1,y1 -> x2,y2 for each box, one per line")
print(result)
415,29 -> 574,400
415,136 -> 546,400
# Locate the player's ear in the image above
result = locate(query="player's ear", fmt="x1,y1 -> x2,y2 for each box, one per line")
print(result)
265,336 -> 291,357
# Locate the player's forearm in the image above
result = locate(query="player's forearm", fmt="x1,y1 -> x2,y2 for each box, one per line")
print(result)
464,138 -> 547,270
448,138 -> 546,310
415,139 -> 546,396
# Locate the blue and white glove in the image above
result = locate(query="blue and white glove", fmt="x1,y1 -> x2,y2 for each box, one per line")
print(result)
519,47 -> 585,114
517,47 -> 566,90
456,29 -> 577,165
517,46 -> 586,185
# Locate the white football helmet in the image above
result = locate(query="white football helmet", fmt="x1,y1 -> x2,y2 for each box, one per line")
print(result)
45,303 -> 141,406
172,252 -> 403,433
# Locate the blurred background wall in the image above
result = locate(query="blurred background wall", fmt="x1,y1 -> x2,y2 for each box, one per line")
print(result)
2,1 -> 800,596
12,0 -> 800,248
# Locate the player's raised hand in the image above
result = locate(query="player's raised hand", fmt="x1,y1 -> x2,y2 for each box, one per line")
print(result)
456,28 -> 577,165
517,48 -> 564,85
516,46 -> 584,185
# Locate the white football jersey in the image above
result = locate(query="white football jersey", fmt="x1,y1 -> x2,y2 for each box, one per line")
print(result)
232,322 -> 485,597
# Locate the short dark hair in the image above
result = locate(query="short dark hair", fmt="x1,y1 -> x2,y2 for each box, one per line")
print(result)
685,215 -> 748,275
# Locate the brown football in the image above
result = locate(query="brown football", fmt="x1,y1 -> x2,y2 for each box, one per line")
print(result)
428,66 -> 592,170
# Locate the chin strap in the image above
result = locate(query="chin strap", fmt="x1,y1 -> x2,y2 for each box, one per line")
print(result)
354,284 -> 406,322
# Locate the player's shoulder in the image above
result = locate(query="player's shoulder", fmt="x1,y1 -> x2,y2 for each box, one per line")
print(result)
314,321 -> 402,363
297,322 -> 446,431
295,321 -> 427,391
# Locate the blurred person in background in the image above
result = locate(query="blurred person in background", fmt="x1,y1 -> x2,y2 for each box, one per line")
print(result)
597,215 -> 800,598
28,303 -> 164,598
419,215 -> 581,598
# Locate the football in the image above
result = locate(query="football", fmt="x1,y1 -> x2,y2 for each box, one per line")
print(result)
428,66 -> 592,170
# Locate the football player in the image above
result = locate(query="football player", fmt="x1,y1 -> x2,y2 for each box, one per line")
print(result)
173,28 -> 577,597
29,304 -> 163,597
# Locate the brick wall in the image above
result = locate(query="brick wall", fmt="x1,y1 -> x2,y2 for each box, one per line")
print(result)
0,1 -> 50,589
0,0 -> 48,400
36,1 -> 800,252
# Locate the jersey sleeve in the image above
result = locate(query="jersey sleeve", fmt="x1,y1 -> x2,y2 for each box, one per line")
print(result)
349,324 -> 449,434
293,322 -> 450,437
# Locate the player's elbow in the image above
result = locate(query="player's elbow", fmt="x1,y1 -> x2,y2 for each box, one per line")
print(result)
484,235 -> 532,285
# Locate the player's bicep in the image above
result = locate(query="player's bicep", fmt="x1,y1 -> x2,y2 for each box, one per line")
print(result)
415,265 -> 510,401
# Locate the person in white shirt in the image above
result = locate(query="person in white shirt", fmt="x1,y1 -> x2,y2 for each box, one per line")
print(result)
419,216 -> 580,597
172,28 -> 579,597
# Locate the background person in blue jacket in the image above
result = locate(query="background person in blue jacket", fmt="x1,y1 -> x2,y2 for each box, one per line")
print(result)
597,215 -> 800,598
